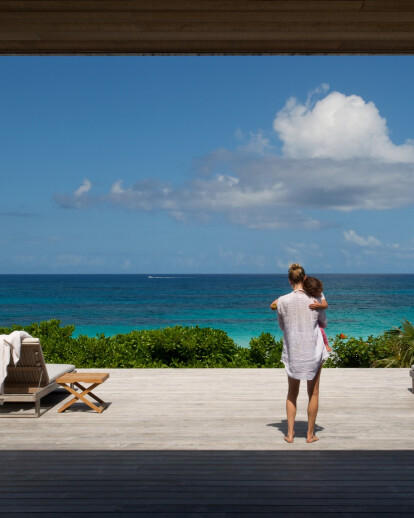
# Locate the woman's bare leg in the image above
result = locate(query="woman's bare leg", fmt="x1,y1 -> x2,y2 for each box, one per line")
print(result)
306,364 -> 322,443
285,376 -> 300,443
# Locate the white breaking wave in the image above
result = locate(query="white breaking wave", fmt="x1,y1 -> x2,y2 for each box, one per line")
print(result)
148,275 -> 177,279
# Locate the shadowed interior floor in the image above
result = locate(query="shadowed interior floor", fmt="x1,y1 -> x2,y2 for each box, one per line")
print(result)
0,450 -> 413,517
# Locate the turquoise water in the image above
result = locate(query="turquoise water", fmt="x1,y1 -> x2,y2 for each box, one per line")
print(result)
1,274 -> 413,347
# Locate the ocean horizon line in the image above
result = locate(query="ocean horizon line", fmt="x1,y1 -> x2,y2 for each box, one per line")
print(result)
1,272 -> 414,277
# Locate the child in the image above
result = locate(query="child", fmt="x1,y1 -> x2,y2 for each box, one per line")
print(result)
303,276 -> 331,352
270,276 -> 331,352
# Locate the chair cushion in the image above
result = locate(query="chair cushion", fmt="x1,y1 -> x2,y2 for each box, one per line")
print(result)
46,364 -> 76,383
22,338 -> 40,344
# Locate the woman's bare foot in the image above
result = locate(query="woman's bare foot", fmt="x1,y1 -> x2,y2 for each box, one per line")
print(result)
284,433 -> 294,443
306,434 -> 319,443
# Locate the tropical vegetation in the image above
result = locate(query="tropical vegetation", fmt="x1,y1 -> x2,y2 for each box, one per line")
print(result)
0,319 -> 412,369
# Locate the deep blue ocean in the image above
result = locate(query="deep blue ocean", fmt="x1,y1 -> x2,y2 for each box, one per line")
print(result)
1,274 -> 413,347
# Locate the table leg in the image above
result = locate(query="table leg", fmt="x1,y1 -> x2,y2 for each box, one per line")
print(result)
74,382 -> 105,405
58,382 -> 105,413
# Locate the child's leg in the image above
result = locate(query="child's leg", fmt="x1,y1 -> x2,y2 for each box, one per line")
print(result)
320,327 -> 332,352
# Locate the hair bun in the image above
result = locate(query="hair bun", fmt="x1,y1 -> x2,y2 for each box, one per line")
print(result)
288,263 -> 306,284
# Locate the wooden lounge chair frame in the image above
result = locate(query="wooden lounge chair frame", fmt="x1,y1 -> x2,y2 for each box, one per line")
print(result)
0,338 -> 76,418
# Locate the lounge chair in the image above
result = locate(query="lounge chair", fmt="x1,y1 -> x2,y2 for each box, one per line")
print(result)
0,337 -> 76,417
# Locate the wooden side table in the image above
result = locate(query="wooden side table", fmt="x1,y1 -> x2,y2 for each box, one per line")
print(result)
55,373 -> 110,413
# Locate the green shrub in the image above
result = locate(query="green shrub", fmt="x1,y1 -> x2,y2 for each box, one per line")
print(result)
248,332 -> 283,367
122,326 -> 241,368
0,320 -> 253,368
325,333 -> 393,368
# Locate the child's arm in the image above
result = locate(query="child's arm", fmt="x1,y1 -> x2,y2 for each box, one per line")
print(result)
309,298 -> 328,310
270,298 -> 278,310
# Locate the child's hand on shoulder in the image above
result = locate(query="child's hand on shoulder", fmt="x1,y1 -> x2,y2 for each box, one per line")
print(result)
309,300 -> 320,310
270,300 -> 278,311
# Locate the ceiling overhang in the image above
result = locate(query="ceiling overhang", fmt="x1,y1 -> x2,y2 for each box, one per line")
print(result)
1,0 -> 414,55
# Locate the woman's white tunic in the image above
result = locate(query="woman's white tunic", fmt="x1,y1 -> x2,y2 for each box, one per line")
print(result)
277,290 -> 328,380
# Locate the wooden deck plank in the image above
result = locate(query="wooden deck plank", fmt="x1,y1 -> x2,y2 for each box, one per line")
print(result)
1,368 -> 412,451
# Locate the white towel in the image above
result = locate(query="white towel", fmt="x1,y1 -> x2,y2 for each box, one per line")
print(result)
0,330 -> 32,394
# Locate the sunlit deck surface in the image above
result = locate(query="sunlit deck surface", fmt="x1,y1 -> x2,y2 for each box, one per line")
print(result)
1,368 -> 413,517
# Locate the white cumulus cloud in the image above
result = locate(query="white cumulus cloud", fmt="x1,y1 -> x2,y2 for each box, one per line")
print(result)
273,91 -> 414,162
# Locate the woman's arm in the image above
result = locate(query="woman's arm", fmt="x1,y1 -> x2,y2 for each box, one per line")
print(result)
270,298 -> 278,310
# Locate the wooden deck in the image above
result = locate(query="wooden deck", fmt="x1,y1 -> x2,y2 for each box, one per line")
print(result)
0,368 -> 413,517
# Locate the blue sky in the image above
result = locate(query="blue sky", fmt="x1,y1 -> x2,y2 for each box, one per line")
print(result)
1,56 -> 414,274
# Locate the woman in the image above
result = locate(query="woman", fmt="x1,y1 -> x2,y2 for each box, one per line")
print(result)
276,263 -> 328,444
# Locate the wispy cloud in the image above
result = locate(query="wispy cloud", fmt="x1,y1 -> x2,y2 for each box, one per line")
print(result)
75,179 -> 92,197
0,211 -> 41,218
54,88 -> 414,230
341,231 -> 414,267
236,130 -> 273,155
343,229 -> 382,247
274,243 -> 322,272
55,179 -> 94,209
122,259 -> 131,270
284,242 -> 322,257
218,247 -> 267,270
52,254 -> 105,268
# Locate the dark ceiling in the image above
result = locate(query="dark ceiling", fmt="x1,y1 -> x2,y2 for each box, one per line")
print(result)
1,0 -> 414,54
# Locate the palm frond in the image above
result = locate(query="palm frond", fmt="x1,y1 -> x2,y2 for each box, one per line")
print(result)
375,319 -> 414,368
